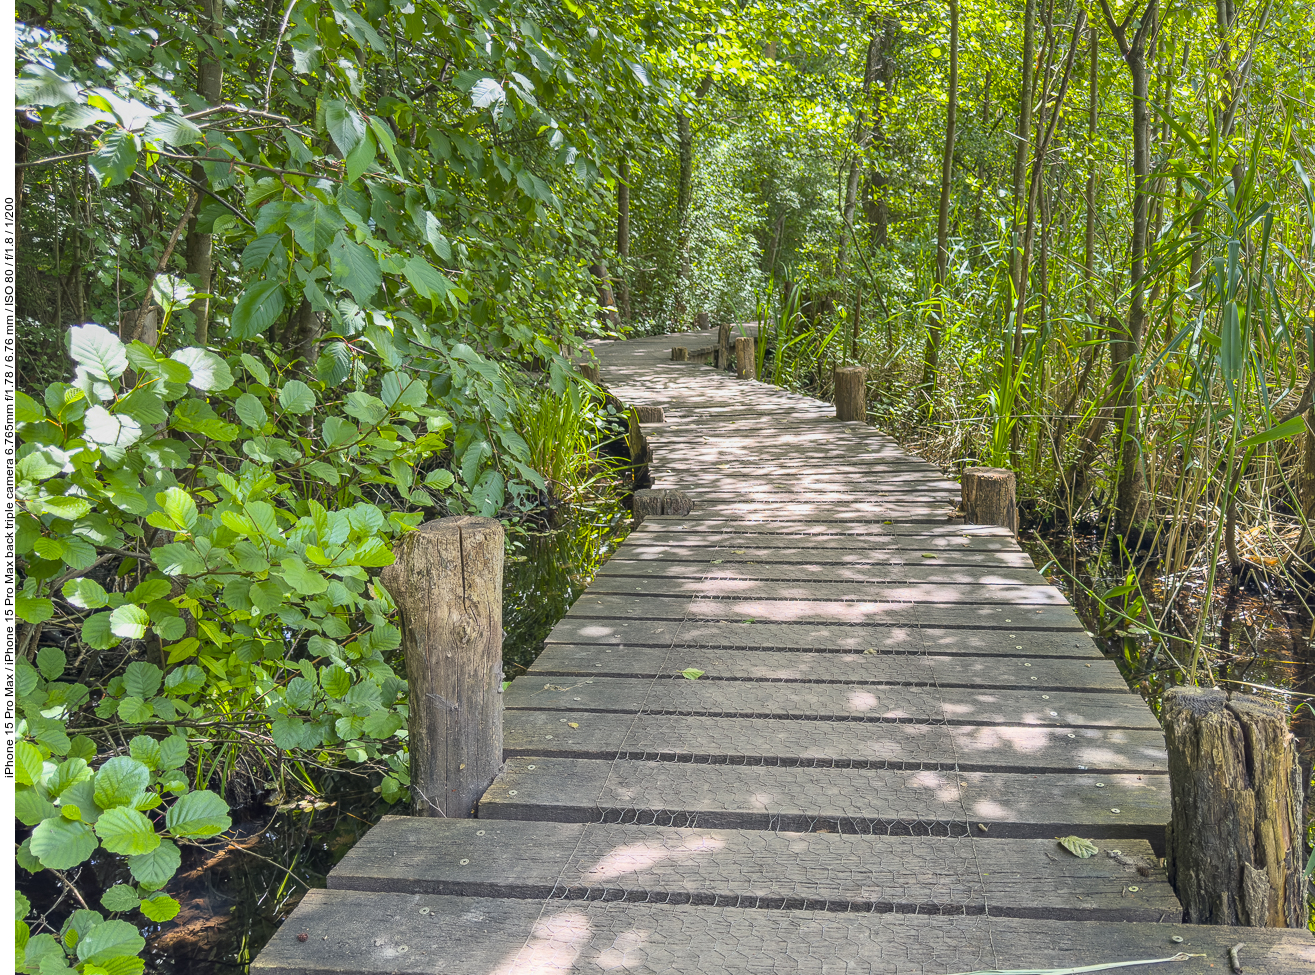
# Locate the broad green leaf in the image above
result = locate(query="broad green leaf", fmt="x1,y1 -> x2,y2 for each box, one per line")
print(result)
68,323 -> 127,382
90,127 -> 139,187
139,892 -> 181,923
29,816 -> 97,869
128,736 -> 162,770
48,757 -> 93,798
280,556 -> 328,595
143,113 -> 203,146
100,885 -> 140,913
164,789 -> 232,838
123,661 -> 163,698
1057,835 -> 1100,858
16,740 -> 44,786
126,838 -> 181,888
1238,414 -> 1307,450
287,201 -> 345,256
109,604 -> 150,640
16,64 -> 79,106
170,347 -> 233,392
157,486 -> 198,531
330,235 -> 382,303
230,280 -> 286,340
157,736 -> 189,770
15,787 -> 57,826
16,389 -> 45,422
82,612 -> 119,650
164,665 -> 205,695
402,256 -> 449,304
95,806 -> 160,855
344,126 -> 377,184
240,235 -> 283,275
324,100 -> 366,155
36,646 -> 67,680
76,919 -> 146,966
59,780 -> 102,825
94,756 -> 150,808
320,664 -> 351,698
23,933 -> 64,972
234,392 -> 267,429
381,371 -> 427,409
83,405 -> 143,448
17,594 -> 54,624
278,380 -> 316,414
35,495 -> 91,521
63,577 -> 109,609
681,667 -> 705,680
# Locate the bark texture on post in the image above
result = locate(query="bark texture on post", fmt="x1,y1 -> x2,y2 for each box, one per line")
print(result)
716,321 -> 732,369
380,517 -> 504,819
634,405 -> 665,423
632,489 -> 693,522
671,347 -> 689,361
578,362 -> 600,383
961,467 -> 1018,534
1163,687 -> 1307,928
735,336 -> 756,380
834,366 -> 867,422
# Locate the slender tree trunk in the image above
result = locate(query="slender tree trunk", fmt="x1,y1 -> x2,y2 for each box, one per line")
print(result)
675,76 -> 713,318
920,0 -> 959,399
1009,0 -> 1038,359
1099,0 -> 1159,537
864,17 -> 900,247
616,152 -> 631,321
186,0 -> 224,346
840,32 -> 880,271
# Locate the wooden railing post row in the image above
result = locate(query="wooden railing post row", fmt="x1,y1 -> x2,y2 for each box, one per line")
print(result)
1162,686 -> 1308,928
380,516 -> 505,818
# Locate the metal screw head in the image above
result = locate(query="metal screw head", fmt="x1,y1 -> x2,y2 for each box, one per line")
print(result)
1049,711 -> 1058,716
1023,663 -> 1032,667
1042,695 -> 1050,700
1067,733 -> 1076,739
1171,936 -> 1184,944
1128,885 -> 1139,892
508,790 -> 517,796
527,765 -> 536,770
1095,783 -> 1105,788
459,859 -> 469,866
1111,808 -> 1121,814
476,830 -> 485,836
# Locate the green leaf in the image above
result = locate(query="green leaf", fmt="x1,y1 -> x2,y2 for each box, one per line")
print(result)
320,664 -> 351,698
143,113 -> 204,146
344,126 -> 377,184
29,817 -> 97,869
68,323 -> 128,382
322,415 -> 357,446
138,892 -> 181,923
126,838 -> 181,888
164,789 -> 232,838
330,235 -> 382,303
16,389 -> 45,422
118,388 -> 167,426
109,604 -> 150,640
59,780 -> 102,825
128,736 -> 162,770
164,665 -> 205,695
36,646 -> 67,680
280,556 -> 328,595
287,201 -> 345,257
17,593 -> 54,624
83,405 -> 143,448
402,256 -> 449,304
157,736 -> 189,770
234,392 -> 267,429
15,786 -> 57,826
278,380 -> 316,414
324,100 -> 366,155
380,371 -> 427,409
16,740 -> 45,786
95,806 -> 160,855
17,892 -> 30,921
681,667 -> 705,680
157,486 -> 198,532
75,919 -> 146,966
23,933 -> 64,971
82,612 -> 119,650
94,756 -> 150,808
1057,835 -> 1100,858
16,63 -> 79,106
240,235 -> 283,275
424,469 -> 455,490
1238,414 -> 1307,450
100,885 -> 141,913
89,127 -> 140,187
230,280 -> 286,340
123,662 -> 164,699
63,577 -> 109,609
170,348 -> 233,392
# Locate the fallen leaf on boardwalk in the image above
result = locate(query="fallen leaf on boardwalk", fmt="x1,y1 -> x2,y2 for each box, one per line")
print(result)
863,648 -> 879,655
681,668 -> 705,680
921,553 -> 937,558
1057,835 -> 1099,858
567,722 -> 579,729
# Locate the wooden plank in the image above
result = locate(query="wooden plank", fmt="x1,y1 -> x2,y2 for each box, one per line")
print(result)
527,645 -> 1130,692
504,676 -> 1160,729
328,818 -> 1176,921
585,578 -> 1070,605
562,594 -> 1087,631
616,542 -> 1039,568
252,890 -> 1313,975
503,710 -> 1168,774
481,757 -> 1169,839
596,559 -> 1049,585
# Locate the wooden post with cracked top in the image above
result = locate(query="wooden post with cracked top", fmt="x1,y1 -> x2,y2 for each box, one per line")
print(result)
834,365 -> 867,422
962,466 -> 1019,535
1163,686 -> 1307,928
380,517 -> 504,819
735,336 -> 756,380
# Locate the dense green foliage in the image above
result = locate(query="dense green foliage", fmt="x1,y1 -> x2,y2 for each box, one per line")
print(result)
13,0 -> 1315,966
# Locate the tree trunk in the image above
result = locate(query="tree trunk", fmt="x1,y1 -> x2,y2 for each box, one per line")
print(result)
1009,0 -> 1038,337
186,0 -> 224,346
675,76 -> 713,317
839,31 -> 880,271
1084,29 -> 1099,320
920,0 -> 959,399
589,261 -> 619,328
1099,0 -> 1157,537
864,17 -> 900,247
380,517 -> 505,819
1163,686 -> 1307,928
616,152 -> 631,321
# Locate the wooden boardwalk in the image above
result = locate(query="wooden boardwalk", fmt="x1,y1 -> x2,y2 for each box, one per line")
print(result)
253,330 -> 1313,974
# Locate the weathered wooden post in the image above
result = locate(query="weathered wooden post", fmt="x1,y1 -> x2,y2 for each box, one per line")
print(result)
634,405 -> 665,423
716,321 -> 732,369
381,517 -> 504,819
834,366 -> 867,422
671,347 -> 689,361
695,310 -> 710,331
1162,687 -> 1307,928
632,488 -> 693,522
578,362 -> 600,383
735,336 -> 756,380
961,466 -> 1019,535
